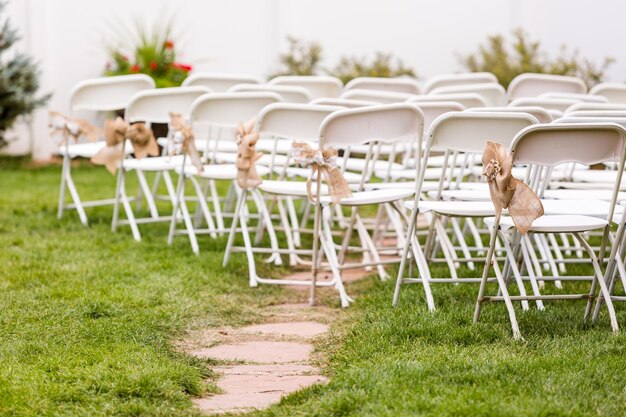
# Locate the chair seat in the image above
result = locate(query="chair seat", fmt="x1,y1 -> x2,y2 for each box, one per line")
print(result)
405,200 -> 497,217
338,157 -> 404,173
427,186 -> 490,201
58,142 -> 106,158
123,155 -> 186,171
258,180 -> 329,197
541,199 -> 623,219
176,164 -> 270,180
543,188 -> 626,202
571,169 -> 626,186
275,167 -> 363,183
364,181 -> 446,192
321,188 -> 415,206
486,215 -> 608,233
387,167 -> 473,181
209,152 -> 289,167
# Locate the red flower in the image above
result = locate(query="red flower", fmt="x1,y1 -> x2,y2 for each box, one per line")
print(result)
149,61 -> 158,70
164,40 -> 174,49
173,62 -> 192,72
130,64 -> 141,73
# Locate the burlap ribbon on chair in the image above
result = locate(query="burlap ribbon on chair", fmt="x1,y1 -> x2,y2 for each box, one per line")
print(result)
291,142 -> 352,203
482,141 -> 543,234
91,117 -> 159,174
49,111 -> 101,145
235,118 -> 263,190
168,112 -> 203,173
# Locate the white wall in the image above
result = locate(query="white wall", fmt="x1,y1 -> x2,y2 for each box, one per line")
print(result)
4,0 -> 626,159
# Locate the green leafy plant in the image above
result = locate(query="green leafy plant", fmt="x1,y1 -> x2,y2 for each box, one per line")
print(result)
330,52 -> 416,84
0,1 -> 49,148
105,16 -> 192,88
461,29 -> 614,88
271,36 -> 322,77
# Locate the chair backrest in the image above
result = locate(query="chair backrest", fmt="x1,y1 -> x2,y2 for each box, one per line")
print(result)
410,101 -> 465,132
340,89 -> 414,103
467,106 -> 553,123
256,103 -> 342,141
423,72 -> 498,94
589,83 -> 626,104
70,74 -> 155,112
182,72 -> 262,92
125,86 -> 211,124
320,103 -> 423,148
509,97 -> 579,112
344,77 -> 421,95
427,111 -> 538,154
554,116 -> 626,130
511,123 -> 626,167
408,93 -> 487,108
311,98 -> 378,108
508,73 -> 586,101
229,83 -> 312,103
566,102 -> 626,113
190,92 -> 282,127
430,83 -> 507,106
269,75 -> 343,99
564,110 -> 626,119
540,92 -> 607,103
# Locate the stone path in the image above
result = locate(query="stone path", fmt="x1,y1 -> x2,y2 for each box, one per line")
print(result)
183,302 -> 340,415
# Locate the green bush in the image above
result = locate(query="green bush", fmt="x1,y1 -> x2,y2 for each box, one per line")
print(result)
104,16 -> 192,88
271,36 -> 323,77
0,1 -> 49,148
461,29 -> 614,88
330,52 -> 416,84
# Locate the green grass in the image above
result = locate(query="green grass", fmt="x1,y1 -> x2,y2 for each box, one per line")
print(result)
1,157 -> 625,416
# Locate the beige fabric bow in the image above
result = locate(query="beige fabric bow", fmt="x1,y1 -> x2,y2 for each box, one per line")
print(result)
91,117 -> 159,174
235,118 -> 263,190
291,142 -> 352,203
168,112 -> 203,173
482,141 -> 544,234
49,111 -> 101,145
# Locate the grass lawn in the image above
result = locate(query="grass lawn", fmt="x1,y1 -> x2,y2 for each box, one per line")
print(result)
1,157 -> 625,416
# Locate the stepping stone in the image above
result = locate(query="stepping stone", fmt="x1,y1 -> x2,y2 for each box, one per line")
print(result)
215,364 -> 317,376
193,373 -> 327,414
192,341 -> 312,363
239,321 -> 329,338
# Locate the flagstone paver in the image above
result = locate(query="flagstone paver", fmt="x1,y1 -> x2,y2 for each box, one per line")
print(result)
192,341 -> 313,363
239,321 -> 329,338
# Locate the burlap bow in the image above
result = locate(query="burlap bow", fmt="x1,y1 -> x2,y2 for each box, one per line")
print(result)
49,111 -> 101,145
235,118 -> 263,190
482,141 -> 543,234
168,112 -> 203,173
291,142 -> 352,203
91,117 -> 159,174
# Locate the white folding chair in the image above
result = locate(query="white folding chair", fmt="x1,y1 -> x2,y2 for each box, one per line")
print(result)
540,92 -> 607,103
310,98 -> 378,108
344,77 -> 421,95
430,83 -> 507,106
467,106 -> 553,123
228,83 -> 312,103
565,102 -> 626,114
269,75 -> 343,99
167,92 -> 282,253
423,72 -> 498,94
508,73 -> 586,101
474,123 -> 625,339
182,72 -> 262,92
222,103 -> 345,294
307,104 -> 422,306
57,74 -> 155,225
111,86 -> 210,241
392,112 -> 538,311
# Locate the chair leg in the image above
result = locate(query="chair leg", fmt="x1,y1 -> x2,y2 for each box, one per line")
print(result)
64,164 -> 88,226
474,225 -> 522,340
520,236 -> 545,310
499,230 -> 529,311
276,198 -> 298,266
136,170 -> 159,218
57,155 -> 69,220
574,233 -> 618,332
321,205 -> 352,308
112,168 -> 122,232
189,176 -> 217,238
393,206 -> 418,307
223,188 -> 246,268
167,172 -> 184,247
286,196 -> 302,247
251,189 -> 282,266
119,170 -> 141,241
208,179 -> 225,233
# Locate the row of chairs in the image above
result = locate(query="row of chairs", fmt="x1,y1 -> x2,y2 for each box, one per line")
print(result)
54,72 -> 626,339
